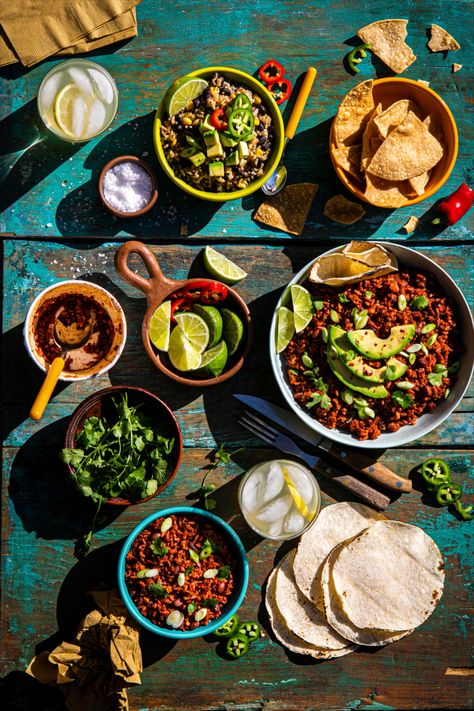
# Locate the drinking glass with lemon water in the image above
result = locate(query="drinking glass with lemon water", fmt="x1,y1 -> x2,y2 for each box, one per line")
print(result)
238,459 -> 320,540
37,59 -> 118,142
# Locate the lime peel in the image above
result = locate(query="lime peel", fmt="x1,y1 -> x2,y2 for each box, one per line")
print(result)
204,246 -> 248,284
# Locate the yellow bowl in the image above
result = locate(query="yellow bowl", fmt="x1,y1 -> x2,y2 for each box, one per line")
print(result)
329,77 -> 458,207
153,66 -> 285,202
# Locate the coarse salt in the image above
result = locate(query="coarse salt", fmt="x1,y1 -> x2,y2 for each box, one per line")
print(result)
102,160 -> 153,213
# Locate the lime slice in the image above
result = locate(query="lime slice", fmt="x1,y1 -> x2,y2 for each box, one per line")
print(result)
276,306 -> 295,353
222,308 -> 244,356
203,246 -> 248,284
193,304 -> 223,348
291,284 -> 313,333
168,326 -> 202,371
149,300 -> 172,352
174,312 -> 209,352
282,466 -> 315,522
54,83 -> 82,138
166,77 -> 208,116
196,340 -> 228,377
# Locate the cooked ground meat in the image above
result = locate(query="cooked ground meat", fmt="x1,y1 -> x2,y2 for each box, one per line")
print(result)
283,270 -> 461,441
125,514 -> 235,630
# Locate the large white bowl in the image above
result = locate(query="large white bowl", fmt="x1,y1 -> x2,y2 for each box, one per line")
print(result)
269,242 -> 474,449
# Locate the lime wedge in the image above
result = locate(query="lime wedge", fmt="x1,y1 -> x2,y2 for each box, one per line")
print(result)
282,466 -> 315,522
203,246 -> 248,284
168,326 -> 203,371
193,304 -> 223,348
291,284 -> 313,333
276,306 -> 295,353
174,312 -> 209,352
222,308 -> 244,356
196,340 -> 228,377
149,300 -> 172,352
54,83 -> 82,138
166,77 -> 208,116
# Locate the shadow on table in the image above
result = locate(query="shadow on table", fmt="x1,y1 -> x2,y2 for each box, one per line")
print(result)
0,670 -> 68,711
54,111 -> 221,239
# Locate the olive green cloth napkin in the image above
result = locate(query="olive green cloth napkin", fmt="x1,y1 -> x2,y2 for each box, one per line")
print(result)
0,0 -> 141,67
26,589 -> 143,711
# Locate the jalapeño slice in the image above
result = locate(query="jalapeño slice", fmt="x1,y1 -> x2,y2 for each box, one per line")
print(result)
213,614 -> 239,638
226,633 -> 249,658
227,108 -> 254,140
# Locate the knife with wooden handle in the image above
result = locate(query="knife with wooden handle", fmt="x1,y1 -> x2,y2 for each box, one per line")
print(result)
234,394 -> 412,493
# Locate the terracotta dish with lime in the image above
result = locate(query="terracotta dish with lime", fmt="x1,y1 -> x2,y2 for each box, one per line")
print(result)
115,241 -> 252,386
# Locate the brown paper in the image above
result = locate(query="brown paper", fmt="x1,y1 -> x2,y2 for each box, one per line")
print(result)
0,1 -> 141,67
26,589 -> 143,711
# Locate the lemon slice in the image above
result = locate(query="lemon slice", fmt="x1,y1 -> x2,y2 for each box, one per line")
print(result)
174,312 -> 209,352
291,284 -> 313,333
275,306 -> 295,353
168,326 -> 202,371
203,246 -> 248,284
282,466 -> 315,521
166,77 -> 208,116
149,301 -> 171,352
54,83 -> 83,138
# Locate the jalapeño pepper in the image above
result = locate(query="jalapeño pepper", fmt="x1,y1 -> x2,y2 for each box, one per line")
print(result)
213,614 -> 239,638
227,108 -> 254,140
232,93 -> 252,111
436,482 -> 462,506
454,500 -> 474,521
421,458 -> 451,487
226,633 -> 249,658
237,621 -> 260,643
258,59 -> 285,84
347,44 -> 371,73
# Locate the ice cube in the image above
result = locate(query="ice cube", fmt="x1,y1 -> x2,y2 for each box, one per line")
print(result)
284,509 -> 305,535
285,464 -> 314,504
240,471 -> 265,514
256,495 -> 292,523
260,461 -> 284,504
83,98 -> 106,138
71,96 -> 86,138
40,73 -> 60,109
68,67 -> 93,95
266,519 -> 284,538
88,68 -> 115,104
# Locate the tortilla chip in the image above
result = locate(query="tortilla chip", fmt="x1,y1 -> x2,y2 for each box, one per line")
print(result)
309,242 -> 397,286
402,216 -> 419,233
428,24 -> 460,52
357,19 -> 416,74
409,170 -> 430,196
452,63 -> 462,73
365,173 -> 413,208
334,80 -> 375,148
324,195 -> 366,225
361,104 -> 382,170
423,114 -> 444,143
332,145 -> 362,180
373,99 -> 422,138
254,183 -> 318,236
367,111 -> 443,181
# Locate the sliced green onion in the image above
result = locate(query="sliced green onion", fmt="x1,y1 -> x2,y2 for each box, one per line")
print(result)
161,517 -> 173,533
407,343 -> 421,353
177,572 -> 185,586
342,389 -> 354,405
189,550 -> 200,564
203,568 -> 218,579
364,407 -> 376,419
434,363 -> 448,374
426,333 -> 437,347
353,396 -> 369,407
397,381 -> 414,390
398,294 -> 407,311
321,327 -> 328,343
421,323 -> 436,334
330,309 -> 340,323
409,353 -> 417,365
195,608 -> 208,622
444,388 -> 450,399
420,343 -> 429,355
302,352 -> 314,368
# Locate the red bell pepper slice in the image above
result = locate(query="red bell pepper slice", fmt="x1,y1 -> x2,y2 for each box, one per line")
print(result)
258,59 -> 285,85
267,78 -> 292,105
210,108 -> 228,131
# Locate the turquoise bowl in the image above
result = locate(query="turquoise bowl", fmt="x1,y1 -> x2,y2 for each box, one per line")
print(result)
118,506 -> 249,638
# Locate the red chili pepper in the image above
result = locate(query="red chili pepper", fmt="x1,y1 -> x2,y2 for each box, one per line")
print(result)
210,108 -> 228,131
182,280 -> 228,304
258,59 -> 285,85
267,78 -> 292,105
170,297 -> 193,322
432,183 -> 474,226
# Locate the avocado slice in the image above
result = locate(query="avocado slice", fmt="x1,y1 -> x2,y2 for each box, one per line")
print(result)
221,132 -> 238,148
199,114 -> 214,133
238,140 -> 249,160
206,137 -> 223,159
188,151 -> 206,167
327,345 -> 388,399
328,326 -> 406,383
225,149 -> 240,166
203,130 -> 219,147
209,161 -> 224,177
347,325 -> 415,359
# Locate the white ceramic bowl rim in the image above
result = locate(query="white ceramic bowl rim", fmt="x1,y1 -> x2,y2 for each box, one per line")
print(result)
270,242 -> 474,449
23,279 -> 127,381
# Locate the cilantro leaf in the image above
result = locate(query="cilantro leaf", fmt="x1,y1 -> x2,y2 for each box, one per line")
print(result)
391,390 -> 414,409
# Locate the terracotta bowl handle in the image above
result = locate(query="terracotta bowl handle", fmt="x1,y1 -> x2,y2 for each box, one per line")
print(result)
114,240 -> 175,301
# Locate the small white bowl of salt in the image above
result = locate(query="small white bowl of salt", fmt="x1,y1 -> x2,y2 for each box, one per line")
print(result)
99,155 -> 158,217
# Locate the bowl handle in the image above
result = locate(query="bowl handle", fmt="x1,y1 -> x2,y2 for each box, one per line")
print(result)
115,240 -> 176,300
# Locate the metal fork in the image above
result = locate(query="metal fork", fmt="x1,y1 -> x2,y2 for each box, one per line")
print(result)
240,411 -> 390,511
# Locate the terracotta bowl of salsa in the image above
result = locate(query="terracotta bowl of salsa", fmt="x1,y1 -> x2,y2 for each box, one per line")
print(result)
24,280 -> 126,380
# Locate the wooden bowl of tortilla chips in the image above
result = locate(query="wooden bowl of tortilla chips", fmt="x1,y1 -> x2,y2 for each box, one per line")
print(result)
329,77 -> 458,208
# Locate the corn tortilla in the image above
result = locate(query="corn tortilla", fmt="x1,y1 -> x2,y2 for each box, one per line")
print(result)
253,183 -> 318,236
357,19 -> 416,74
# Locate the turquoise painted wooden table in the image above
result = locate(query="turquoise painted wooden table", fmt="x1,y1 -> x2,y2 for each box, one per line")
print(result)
1,1 -> 473,710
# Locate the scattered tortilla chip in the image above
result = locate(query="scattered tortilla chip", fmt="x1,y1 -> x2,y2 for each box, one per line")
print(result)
409,171 -> 430,196
332,145 -> 362,180
365,173 -> 413,208
373,99 -> 422,138
324,195 -> 366,225
367,111 -> 443,181
254,183 -> 318,236
423,114 -> 444,142
309,241 -> 397,286
361,104 -> 382,170
402,216 -> 419,233
357,19 -> 416,74
452,63 -> 462,73
428,24 -> 460,52
417,79 -> 430,86
334,80 -> 374,148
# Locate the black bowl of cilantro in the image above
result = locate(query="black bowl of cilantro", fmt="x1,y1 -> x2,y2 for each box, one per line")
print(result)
61,386 -> 182,506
